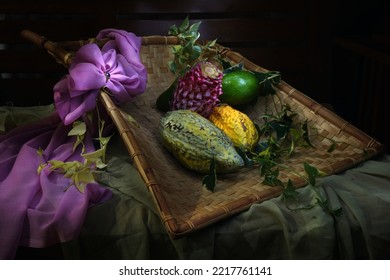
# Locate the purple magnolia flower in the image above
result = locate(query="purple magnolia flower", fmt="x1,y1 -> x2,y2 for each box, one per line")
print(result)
54,30 -> 147,125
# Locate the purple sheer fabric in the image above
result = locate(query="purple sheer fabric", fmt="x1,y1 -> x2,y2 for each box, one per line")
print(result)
54,29 -> 147,125
0,113 -> 112,259
0,30 -> 147,259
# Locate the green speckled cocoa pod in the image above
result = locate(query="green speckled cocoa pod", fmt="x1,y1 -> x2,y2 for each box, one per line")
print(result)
159,110 -> 244,174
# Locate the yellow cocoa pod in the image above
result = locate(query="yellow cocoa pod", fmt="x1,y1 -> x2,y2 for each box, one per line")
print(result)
209,104 -> 259,151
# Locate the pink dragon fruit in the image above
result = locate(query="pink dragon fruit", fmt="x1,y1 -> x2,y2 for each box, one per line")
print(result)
171,61 -> 223,118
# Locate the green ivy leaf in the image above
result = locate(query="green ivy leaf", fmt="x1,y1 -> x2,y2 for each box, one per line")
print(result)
82,148 -> 105,163
302,120 -> 314,148
192,45 -> 202,56
95,158 -> 108,169
280,106 -> 295,124
269,121 -> 291,139
48,159 -> 67,171
188,21 -> 201,37
266,71 -> 282,84
223,63 -> 244,74
263,167 -> 283,187
236,147 -> 253,167
304,162 -> 319,186
72,167 -> 95,193
48,160 -> 96,193
168,61 -> 176,73
253,71 -> 281,96
156,77 -> 179,112
178,16 -> 190,33
219,58 -> 233,70
206,39 -> 217,48
68,121 -> 86,152
168,25 -> 178,36
67,121 -> 86,136
282,179 -> 299,202
202,158 -> 217,192
98,135 -> 112,147
172,45 -> 182,54
287,134 -> 296,157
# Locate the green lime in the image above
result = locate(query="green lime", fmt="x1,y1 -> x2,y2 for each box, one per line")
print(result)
220,70 -> 260,105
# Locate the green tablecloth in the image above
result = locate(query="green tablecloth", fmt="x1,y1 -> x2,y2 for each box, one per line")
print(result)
63,135 -> 390,260
3,105 -> 390,260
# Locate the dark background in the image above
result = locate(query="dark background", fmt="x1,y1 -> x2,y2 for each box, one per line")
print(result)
1,0 -> 389,148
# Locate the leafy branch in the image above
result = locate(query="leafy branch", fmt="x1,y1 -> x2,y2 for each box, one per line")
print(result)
283,162 -> 342,217
37,112 -> 112,193
168,16 -> 220,75
234,94 -> 342,217
248,146 -> 342,217
253,70 -> 282,97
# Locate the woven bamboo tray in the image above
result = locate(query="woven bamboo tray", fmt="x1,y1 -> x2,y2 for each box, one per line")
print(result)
21,30 -> 385,238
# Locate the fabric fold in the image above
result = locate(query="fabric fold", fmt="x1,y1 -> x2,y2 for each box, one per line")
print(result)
54,29 -> 147,125
0,113 -> 112,259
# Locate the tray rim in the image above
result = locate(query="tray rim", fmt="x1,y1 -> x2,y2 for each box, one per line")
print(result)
136,37 -> 385,237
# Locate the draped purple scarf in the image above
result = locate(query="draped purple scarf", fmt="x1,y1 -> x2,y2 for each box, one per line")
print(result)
54,29 -> 147,125
0,29 -> 147,259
